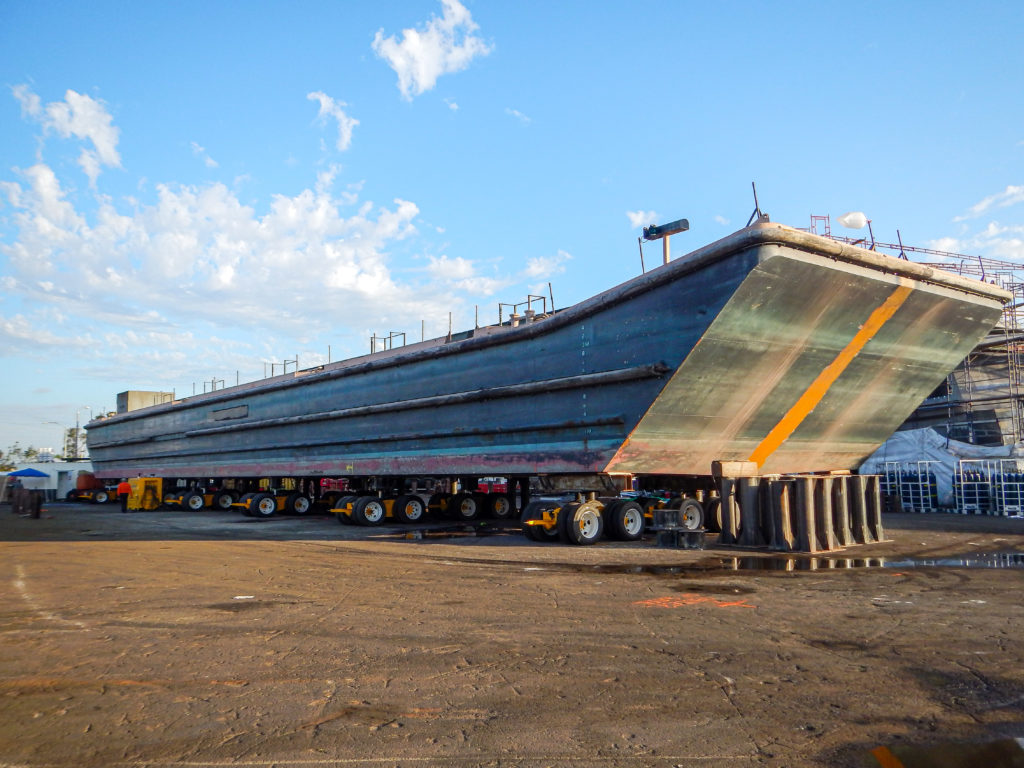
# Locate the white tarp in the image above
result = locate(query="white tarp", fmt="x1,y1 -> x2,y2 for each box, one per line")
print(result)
860,427 -> 1024,506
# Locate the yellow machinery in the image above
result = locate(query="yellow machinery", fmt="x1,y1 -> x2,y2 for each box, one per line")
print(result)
128,477 -> 162,511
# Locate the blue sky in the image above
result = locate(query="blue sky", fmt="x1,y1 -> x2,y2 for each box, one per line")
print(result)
1,0 -> 1022,454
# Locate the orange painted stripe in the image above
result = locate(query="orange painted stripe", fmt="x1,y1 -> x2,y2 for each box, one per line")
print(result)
870,746 -> 906,768
748,282 -> 913,468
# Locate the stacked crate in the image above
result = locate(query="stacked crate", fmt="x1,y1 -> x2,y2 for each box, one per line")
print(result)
882,461 -> 939,513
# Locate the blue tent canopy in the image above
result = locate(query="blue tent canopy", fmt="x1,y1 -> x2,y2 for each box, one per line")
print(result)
8,468 -> 50,478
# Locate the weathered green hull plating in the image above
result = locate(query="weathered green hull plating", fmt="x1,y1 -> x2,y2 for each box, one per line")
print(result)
86,224 -> 1009,481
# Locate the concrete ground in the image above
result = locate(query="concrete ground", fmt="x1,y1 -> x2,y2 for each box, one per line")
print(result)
1,502 -> 1022,767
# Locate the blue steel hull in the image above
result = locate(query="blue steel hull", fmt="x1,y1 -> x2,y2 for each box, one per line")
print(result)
86,224 -> 1009,481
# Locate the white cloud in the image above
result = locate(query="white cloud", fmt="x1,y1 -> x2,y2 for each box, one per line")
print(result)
372,0 -> 493,101
427,253 -> 475,280
444,97 -> 459,111
307,91 -> 359,152
626,210 -> 658,229
190,141 -> 219,168
505,107 -> 530,124
926,222 -> 1024,264
0,159 -> 438,354
927,236 -> 963,254
524,250 -> 571,278
13,86 -> 121,186
426,253 -> 505,296
0,83 -> 551,389
714,214 -> 730,226
0,312 -> 98,349
12,84 -> 41,117
954,185 -> 1024,221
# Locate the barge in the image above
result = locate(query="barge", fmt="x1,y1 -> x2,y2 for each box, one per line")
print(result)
85,221 -> 1010,540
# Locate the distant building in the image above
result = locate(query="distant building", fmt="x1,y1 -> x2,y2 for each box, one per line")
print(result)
117,390 -> 174,414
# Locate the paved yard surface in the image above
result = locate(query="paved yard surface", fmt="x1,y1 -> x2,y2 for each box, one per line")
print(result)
1,504 -> 1022,767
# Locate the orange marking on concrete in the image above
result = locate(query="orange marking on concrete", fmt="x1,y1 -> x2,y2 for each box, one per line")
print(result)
748,282 -> 913,468
634,594 -> 755,609
870,745 -> 906,768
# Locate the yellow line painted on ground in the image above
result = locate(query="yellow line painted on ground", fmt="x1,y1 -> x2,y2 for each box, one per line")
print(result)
748,282 -> 913,468
870,745 -> 907,768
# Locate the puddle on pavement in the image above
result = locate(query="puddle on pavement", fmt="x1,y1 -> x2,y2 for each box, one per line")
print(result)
477,552 -> 1024,579
378,523 -> 518,540
723,552 -> 1024,571
385,522 -> 1023,572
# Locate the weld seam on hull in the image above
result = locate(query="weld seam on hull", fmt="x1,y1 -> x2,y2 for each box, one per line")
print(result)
90,364 -> 663,449
95,416 -> 627,463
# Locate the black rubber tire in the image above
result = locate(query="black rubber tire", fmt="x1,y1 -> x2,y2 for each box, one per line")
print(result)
251,492 -> 277,517
238,492 -> 256,516
393,494 -> 426,523
183,491 -> 205,511
602,499 -> 624,533
520,500 -> 560,542
212,491 -> 235,510
448,492 -> 479,521
334,495 -> 359,525
704,497 -> 723,533
487,493 -> 514,519
679,498 -> 704,531
427,492 -> 451,519
472,492 -> 488,516
65,490 -> 77,501
285,492 -> 311,515
352,496 -> 386,526
607,499 -> 645,541
563,501 -> 604,545
93,490 -> 109,504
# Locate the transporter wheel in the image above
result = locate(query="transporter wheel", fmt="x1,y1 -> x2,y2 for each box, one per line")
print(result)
334,495 -> 359,525
448,492 -> 480,521
353,496 -> 386,526
285,493 -> 311,515
238,495 -> 258,520
472,492 -> 489,516
65,490 -> 78,501
251,493 -> 278,517
393,494 -> 426,523
183,491 -> 205,511
704,497 -> 722,533
520,500 -> 560,543
606,499 -> 645,541
93,490 -> 110,504
602,499 -> 623,532
559,500 -> 604,545
212,491 -> 235,511
487,493 -> 514,519
679,498 -> 704,531
427,492 -> 451,518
